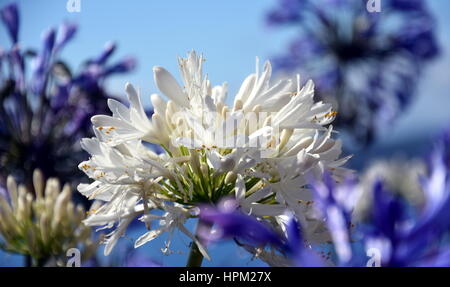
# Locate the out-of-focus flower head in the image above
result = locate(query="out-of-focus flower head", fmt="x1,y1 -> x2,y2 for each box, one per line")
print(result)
198,146 -> 450,267
199,198 -> 284,248
361,148 -> 450,266
0,169 -> 100,266
354,158 -> 426,219
199,199 -> 327,267
311,152 -> 450,267
267,0 -> 439,145
0,3 -> 136,188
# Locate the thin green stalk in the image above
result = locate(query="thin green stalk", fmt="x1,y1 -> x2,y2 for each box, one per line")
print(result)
186,218 -> 212,267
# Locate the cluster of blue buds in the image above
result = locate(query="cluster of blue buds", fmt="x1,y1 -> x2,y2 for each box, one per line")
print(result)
0,3 -> 136,187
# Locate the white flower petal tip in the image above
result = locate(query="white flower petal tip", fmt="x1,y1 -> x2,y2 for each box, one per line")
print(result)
153,66 -> 189,107
125,82 -> 137,97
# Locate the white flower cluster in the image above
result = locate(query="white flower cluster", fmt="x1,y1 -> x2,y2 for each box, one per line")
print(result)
78,51 -> 351,257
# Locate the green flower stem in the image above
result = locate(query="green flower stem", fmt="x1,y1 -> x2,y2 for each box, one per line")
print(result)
186,218 -> 212,267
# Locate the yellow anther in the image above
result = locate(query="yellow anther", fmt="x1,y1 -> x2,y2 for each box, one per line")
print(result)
267,136 -> 276,148
324,111 -> 337,118
95,171 -> 106,180
86,208 -> 97,215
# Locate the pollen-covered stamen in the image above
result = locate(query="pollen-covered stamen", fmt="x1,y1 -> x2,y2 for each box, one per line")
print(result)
97,126 -> 116,135
324,111 -> 337,118
86,208 -> 97,215
95,171 -> 106,180
81,163 -> 91,170
105,127 -> 116,134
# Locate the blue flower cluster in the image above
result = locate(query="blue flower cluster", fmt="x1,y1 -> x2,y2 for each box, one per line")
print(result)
200,137 -> 450,267
0,3 -> 136,187
266,0 -> 439,144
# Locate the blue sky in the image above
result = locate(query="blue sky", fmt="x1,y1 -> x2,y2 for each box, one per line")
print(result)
0,0 -> 291,98
1,0 -> 449,144
1,0 -> 450,266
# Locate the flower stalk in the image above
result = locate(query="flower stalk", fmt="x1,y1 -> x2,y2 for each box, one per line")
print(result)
186,219 -> 212,267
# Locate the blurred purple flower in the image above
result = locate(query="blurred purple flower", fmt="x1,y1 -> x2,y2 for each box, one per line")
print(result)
309,151 -> 450,266
199,199 -> 326,267
0,3 -> 138,187
442,127 -> 450,169
389,0 -> 425,11
55,22 -> 77,52
103,56 -> 136,76
199,148 -> 450,266
90,42 -> 116,66
0,184 -> 7,199
309,173 -> 358,265
32,28 -> 56,95
0,3 -> 19,44
267,0 -> 305,25
410,146 -> 450,238
393,19 -> 439,60
267,0 -> 439,145
199,199 -> 284,248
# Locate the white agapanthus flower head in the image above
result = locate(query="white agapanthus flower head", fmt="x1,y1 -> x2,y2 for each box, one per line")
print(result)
78,51 -> 351,257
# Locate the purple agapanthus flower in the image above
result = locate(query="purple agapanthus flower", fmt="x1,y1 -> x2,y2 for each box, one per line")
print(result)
0,3 -> 19,44
266,0 -> 439,145
199,199 -> 326,267
0,3 -> 137,187
199,199 -> 285,248
311,148 -> 450,267
441,126 -> 450,169
199,147 -> 450,266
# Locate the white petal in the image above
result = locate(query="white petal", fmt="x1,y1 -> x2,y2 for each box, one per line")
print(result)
235,174 -> 245,202
153,66 -> 189,107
